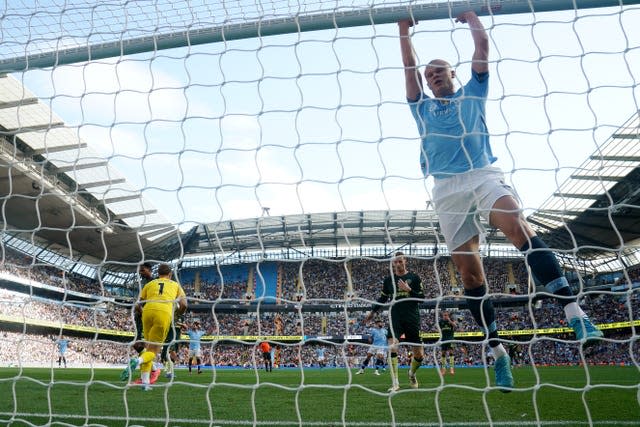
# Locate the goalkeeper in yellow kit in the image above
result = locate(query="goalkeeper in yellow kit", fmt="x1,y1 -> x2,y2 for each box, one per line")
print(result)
131,263 -> 188,390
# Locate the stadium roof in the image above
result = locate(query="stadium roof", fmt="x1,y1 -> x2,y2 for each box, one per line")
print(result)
0,74 -> 181,265
528,111 -> 640,266
187,209 -> 509,260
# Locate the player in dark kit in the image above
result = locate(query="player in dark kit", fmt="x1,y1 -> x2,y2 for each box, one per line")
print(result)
161,314 -> 184,379
120,262 -> 155,381
508,343 -> 523,367
364,251 -> 425,391
135,263 -> 154,350
439,310 -> 457,375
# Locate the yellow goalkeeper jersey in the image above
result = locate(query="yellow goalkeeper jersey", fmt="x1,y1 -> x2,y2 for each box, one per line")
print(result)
140,278 -> 186,315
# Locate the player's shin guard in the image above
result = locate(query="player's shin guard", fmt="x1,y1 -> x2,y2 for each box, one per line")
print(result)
465,287 -> 508,357
465,286 -> 503,346
520,237 -> 576,308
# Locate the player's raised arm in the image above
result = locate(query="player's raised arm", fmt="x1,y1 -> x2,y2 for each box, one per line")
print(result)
456,11 -> 489,74
399,19 -> 422,101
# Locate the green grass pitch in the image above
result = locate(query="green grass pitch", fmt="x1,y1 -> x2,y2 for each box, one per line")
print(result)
0,365 -> 638,426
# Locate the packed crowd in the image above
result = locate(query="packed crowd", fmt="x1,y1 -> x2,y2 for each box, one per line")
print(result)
1,289 -> 638,369
279,257 -> 531,303
180,280 -> 247,301
2,259 -> 637,340
1,256 -> 639,368
2,282 -> 638,338
1,249 -> 103,295
2,245 -> 533,303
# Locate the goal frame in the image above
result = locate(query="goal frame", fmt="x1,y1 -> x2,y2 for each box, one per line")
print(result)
1,0 -> 637,73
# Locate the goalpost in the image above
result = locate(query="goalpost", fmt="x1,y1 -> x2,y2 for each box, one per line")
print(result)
0,0 -> 637,72
1,0 -> 640,426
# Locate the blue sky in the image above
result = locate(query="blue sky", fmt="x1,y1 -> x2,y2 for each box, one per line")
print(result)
9,3 -> 640,229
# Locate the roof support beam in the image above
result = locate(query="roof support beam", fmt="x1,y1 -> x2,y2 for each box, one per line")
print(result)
139,225 -> 175,239
56,161 -> 108,173
410,210 -> 417,233
281,216 -> 288,242
80,178 -> 126,189
229,221 -> 239,248
531,212 -> 576,222
553,192 -> 601,200
589,155 -> 640,162
134,223 -> 173,233
536,209 -> 607,216
0,98 -> 38,109
202,224 -> 217,254
612,133 -> 639,139
98,194 -> 142,205
114,210 -> 157,220
359,211 -> 364,247
5,122 -> 65,134
31,142 -> 88,155
569,175 -> 623,182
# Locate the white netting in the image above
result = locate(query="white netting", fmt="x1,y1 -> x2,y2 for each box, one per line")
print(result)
0,0 -> 639,426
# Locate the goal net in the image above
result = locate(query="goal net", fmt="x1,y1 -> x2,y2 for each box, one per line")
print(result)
1,0 -> 639,426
